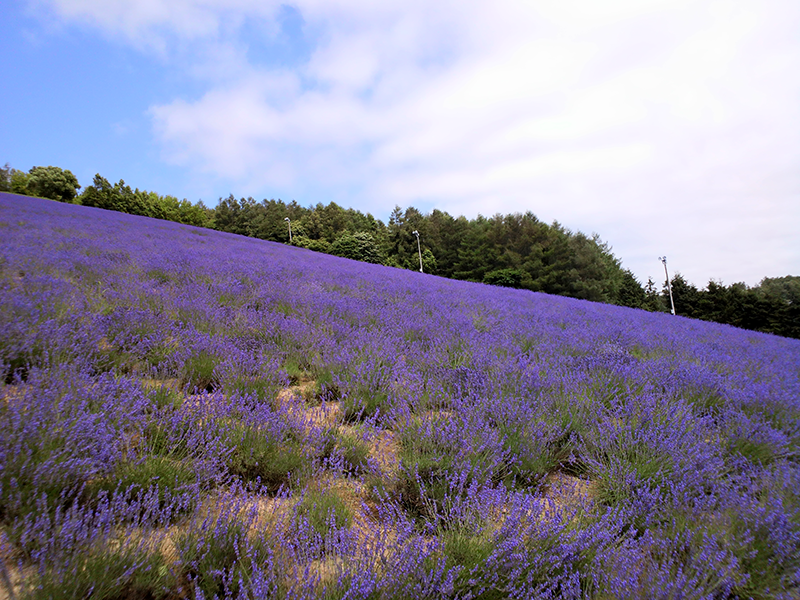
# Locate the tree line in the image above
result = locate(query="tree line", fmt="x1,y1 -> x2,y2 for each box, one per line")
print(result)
1,164 -> 211,228
2,163 -> 797,339
648,273 -> 799,339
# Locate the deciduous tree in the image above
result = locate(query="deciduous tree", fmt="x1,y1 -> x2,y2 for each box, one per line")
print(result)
27,166 -> 80,203
330,232 -> 384,264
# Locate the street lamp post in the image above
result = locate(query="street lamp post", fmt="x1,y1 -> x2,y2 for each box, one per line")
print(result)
284,217 -> 292,244
412,230 -> 423,273
659,256 -> 676,315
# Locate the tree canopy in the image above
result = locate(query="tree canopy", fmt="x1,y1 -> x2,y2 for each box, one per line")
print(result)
27,166 -> 81,203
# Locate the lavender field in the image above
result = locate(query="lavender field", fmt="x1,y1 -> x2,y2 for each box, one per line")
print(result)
1,192 -> 799,599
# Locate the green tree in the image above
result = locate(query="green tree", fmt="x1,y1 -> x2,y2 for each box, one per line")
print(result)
384,206 -> 433,272
10,169 -> 30,195
212,195 -> 246,235
616,269 -> 647,308
484,268 -> 523,288
106,179 -> 146,215
532,223 -> 574,296
563,232 -> 617,302
293,236 -> 331,253
330,232 -> 384,264
425,210 -> 469,278
0,163 -> 11,192
79,174 -> 117,211
666,274 -> 700,318
756,276 -> 800,338
176,199 -> 213,228
250,199 -> 291,241
643,277 -> 666,312
80,174 -> 145,214
212,195 -> 268,237
313,202 -> 349,242
420,248 -> 437,273
757,276 -> 800,307
27,166 -> 80,202
453,216 -> 498,281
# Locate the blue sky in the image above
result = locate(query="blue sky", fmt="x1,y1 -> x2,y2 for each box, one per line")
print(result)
2,0 -> 798,288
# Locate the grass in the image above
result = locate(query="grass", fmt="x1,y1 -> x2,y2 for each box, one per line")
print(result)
142,416 -> 192,459
0,428 -> 96,522
319,426 -> 371,475
144,340 -> 178,371
394,414 -> 504,525
92,339 -> 140,375
2,343 -> 45,384
284,357 -> 310,384
438,520 -> 498,597
146,268 -> 175,285
725,413 -> 792,466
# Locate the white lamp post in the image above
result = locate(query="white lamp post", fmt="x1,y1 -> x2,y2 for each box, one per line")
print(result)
284,217 -> 292,244
412,230 -> 423,273
659,256 -> 676,315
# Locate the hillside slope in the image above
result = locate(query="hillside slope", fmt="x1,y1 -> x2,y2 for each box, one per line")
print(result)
1,192 -> 799,599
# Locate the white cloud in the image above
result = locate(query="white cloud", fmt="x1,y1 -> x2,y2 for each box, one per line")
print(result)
32,0 -> 800,286
35,0 -> 278,47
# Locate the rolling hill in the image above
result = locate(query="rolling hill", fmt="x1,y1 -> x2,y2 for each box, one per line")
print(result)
1,192 -> 799,599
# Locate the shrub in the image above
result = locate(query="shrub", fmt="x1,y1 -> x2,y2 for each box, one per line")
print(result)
23,542 -> 177,600
483,268 -> 523,289
87,455 -> 198,508
341,390 -> 388,423
304,367 -> 341,405
180,350 -> 221,392
329,232 -> 384,264
336,429 -> 371,475
396,414 -> 505,524
223,421 -> 309,492
142,379 -> 183,411
175,502 -> 270,599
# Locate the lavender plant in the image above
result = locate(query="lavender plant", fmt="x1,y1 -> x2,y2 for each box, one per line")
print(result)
1,192 -> 799,598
